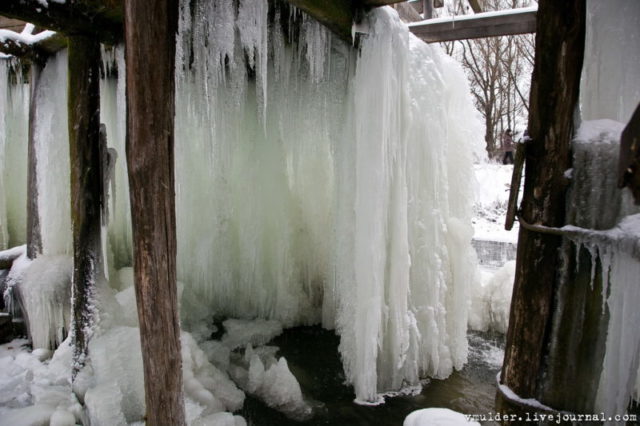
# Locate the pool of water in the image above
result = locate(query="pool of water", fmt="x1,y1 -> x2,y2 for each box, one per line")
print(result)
239,327 -> 504,425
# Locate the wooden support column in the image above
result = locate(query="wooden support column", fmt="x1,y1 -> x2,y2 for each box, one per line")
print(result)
500,0 -> 585,401
423,0 -> 434,19
124,0 -> 185,423
67,35 -> 102,376
26,64 -> 42,260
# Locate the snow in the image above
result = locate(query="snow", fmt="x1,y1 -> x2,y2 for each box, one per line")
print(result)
0,24 -> 56,47
407,5 -> 537,26
472,163 -> 518,244
404,407 -> 481,426
497,374 -> 554,412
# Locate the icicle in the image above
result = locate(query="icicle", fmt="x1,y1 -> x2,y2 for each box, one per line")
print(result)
34,50 -> 71,256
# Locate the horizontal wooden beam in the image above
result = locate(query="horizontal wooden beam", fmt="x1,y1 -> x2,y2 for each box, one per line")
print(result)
0,0 -> 122,44
409,7 -> 536,43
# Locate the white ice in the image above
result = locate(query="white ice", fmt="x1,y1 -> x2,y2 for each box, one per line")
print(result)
404,407 -> 481,426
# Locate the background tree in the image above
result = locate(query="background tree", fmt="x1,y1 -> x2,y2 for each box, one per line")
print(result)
441,0 -> 536,159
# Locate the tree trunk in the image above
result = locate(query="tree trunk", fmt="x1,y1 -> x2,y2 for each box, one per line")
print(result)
67,35 -> 102,377
124,0 -> 185,423
500,0 -> 585,400
26,64 -> 42,260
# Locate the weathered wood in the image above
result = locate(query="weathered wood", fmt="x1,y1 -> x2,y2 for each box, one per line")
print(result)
124,0 -> 185,423
26,64 -> 42,260
500,0 -> 585,401
0,0 -> 122,44
0,32 -> 67,62
468,0 -> 483,13
67,35 -> 102,377
505,141 -> 525,230
618,102 -> 640,204
409,8 -> 536,43
285,0 -> 406,42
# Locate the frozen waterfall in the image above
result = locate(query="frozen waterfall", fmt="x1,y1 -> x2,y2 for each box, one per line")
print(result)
0,1 -> 483,402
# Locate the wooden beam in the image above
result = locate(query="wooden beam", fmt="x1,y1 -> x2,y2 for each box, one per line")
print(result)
500,0 -> 585,401
67,35 -> 102,377
26,64 -> 42,260
0,0 -> 122,44
124,0 -> 185,423
618,102 -> 640,204
409,7 -> 536,43
285,0 -> 407,42
0,32 -> 67,62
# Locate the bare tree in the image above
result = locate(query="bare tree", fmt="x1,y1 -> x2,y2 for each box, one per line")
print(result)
442,0 -> 536,159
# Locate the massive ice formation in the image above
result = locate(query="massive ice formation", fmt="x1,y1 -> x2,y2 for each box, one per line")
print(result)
0,1 -> 483,403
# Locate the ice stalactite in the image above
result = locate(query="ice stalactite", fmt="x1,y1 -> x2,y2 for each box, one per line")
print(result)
0,60 -> 29,248
170,1 -> 482,402
2,0 -> 483,404
580,0 -> 640,124
33,50 -> 71,256
100,47 -> 132,271
564,121 -> 640,418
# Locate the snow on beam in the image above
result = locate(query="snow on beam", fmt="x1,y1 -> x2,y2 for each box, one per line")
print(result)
0,0 -> 122,44
408,6 -> 536,43
0,24 -> 66,61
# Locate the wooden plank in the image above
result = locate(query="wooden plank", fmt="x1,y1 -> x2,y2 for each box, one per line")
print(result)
124,0 -> 185,423
618,102 -> 640,204
499,0 -> 585,401
67,35 -> 102,377
26,65 -> 42,260
409,8 -> 536,43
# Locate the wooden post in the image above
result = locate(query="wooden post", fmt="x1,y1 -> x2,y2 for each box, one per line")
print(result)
500,0 -> 585,400
67,35 -> 102,377
26,64 -> 42,260
423,0 -> 434,19
124,0 -> 185,423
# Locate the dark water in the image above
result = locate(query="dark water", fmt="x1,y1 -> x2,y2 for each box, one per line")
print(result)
239,327 -> 504,425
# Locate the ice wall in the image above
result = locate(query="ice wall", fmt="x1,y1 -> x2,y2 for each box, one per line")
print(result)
580,0 -> 640,124
169,0 -> 482,401
33,50 -> 71,256
0,60 -> 29,248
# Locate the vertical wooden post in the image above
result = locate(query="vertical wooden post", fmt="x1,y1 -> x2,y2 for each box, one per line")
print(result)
26,64 -> 42,260
124,0 -> 185,423
423,0 -> 433,19
500,0 -> 585,400
67,35 -> 102,377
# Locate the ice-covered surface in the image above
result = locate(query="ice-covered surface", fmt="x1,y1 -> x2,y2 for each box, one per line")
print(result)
580,0 -> 640,124
221,319 -> 283,350
403,407 -> 481,426
19,255 -> 72,349
408,5 -> 537,26
468,262 -> 515,334
0,61 -> 29,248
563,118 -> 640,419
34,50 -> 71,256
173,1 -> 484,402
